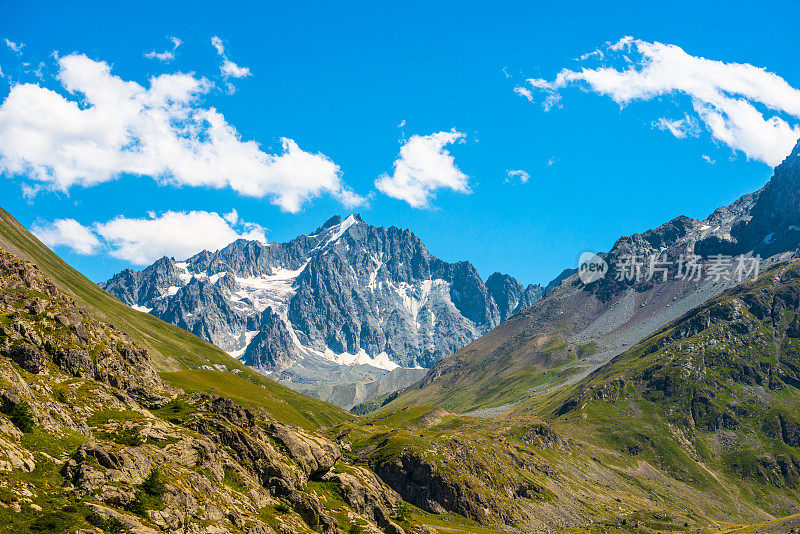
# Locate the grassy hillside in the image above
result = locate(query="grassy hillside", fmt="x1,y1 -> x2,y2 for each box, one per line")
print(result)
0,207 -> 352,430
331,261 -> 800,531
379,317 -> 586,414
513,260 -> 800,514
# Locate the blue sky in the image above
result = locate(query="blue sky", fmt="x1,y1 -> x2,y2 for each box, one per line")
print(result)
1,0 -> 799,285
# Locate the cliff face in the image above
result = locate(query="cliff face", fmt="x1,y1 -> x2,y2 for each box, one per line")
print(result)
0,245 -> 407,533
103,214 -> 542,372
102,214 -> 544,408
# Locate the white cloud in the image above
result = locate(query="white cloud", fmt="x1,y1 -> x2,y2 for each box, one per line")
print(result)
397,119 -> 406,128
505,169 -> 530,184
211,36 -> 251,78
35,210 -> 268,264
4,39 -> 24,54
514,86 -> 533,102
223,208 -> 239,225
702,154 -> 716,165
211,36 -> 225,56
145,50 -> 174,62
520,37 -> 800,166
0,53 -> 361,212
577,48 -> 604,62
32,218 -> 101,255
95,210 -> 266,264
145,37 -> 181,62
653,113 -> 701,138
376,129 -> 468,208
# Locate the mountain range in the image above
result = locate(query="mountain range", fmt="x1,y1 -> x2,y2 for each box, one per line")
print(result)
2,140 -> 800,533
102,214 -> 544,408
384,139 -> 800,415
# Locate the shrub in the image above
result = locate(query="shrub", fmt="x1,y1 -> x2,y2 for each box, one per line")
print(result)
29,507 -> 84,533
86,512 -> 128,533
141,468 -> 166,498
10,401 -> 35,432
114,426 -> 144,446
127,468 -> 166,517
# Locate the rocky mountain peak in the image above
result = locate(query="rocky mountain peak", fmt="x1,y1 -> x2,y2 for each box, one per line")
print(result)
315,214 -> 343,233
485,272 -> 543,321
103,214 -> 545,406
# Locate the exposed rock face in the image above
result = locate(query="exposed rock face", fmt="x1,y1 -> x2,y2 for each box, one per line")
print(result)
242,308 -> 299,371
0,245 -> 406,533
102,214 -> 543,405
342,413 -> 566,529
696,140 -> 800,257
485,272 -> 543,321
321,466 -> 406,534
0,247 -> 169,401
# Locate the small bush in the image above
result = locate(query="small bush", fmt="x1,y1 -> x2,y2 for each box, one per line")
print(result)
10,401 -> 35,432
127,468 -> 166,517
29,508 -> 83,533
0,486 -> 15,503
141,468 -> 166,498
126,493 -> 148,517
53,387 -> 69,404
87,512 -> 128,533
223,466 -> 247,490
274,503 -> 290,514
114,426 -> 144,446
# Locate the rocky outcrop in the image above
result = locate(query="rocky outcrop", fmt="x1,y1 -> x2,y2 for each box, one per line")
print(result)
0,245 -> 406,533
322,466 -> 406,534
0,247 -> 170,400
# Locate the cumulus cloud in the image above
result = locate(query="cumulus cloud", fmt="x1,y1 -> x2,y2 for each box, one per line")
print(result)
376,129 -> 469,208
145,36 -> 182,62
96,210 -> 266,264
4,39 -> 23,54
223,209 -> 239,225
505,169 -> 530,184
33,218 -> 102,255
518,37 -> 800,166
0,53 -> 361,212
211,36 -> 251,78
34,210 -> 268,264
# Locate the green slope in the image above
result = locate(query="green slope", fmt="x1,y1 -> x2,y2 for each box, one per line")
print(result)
378,315 -> 585,414
0,207 -> 352,430
333,261 -> 800,531
513,260 -> 800,514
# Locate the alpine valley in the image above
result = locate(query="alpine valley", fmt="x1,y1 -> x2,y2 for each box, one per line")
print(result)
3,143 -> 800,533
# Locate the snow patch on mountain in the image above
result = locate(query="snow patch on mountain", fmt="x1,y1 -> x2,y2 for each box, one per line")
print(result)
102,213 -> 544,397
